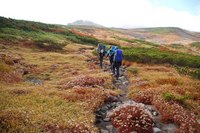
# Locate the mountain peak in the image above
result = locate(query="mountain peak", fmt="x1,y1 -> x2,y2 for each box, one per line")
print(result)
67,20 -> 104,27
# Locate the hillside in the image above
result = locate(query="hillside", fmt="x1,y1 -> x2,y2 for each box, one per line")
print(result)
0,17 -> 200,132
114,27 -> 200,45
68,20 -> 104,28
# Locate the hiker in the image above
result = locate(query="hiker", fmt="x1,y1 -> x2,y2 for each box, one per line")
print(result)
107,46 -> 118,70
113,48 -> 123,80
97,43 -> 106,68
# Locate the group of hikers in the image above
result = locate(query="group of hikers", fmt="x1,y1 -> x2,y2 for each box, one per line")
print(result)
97,43 -> 123,80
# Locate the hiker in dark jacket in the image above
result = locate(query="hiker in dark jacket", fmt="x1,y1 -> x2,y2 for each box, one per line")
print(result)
113,48 -> 123,80
97,43 -> 106,68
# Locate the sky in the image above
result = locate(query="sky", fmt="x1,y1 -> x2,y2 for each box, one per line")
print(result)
1,0 -> 200,31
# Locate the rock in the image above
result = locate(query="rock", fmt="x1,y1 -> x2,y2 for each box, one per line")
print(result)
152,111 -> 159,116
13,58 -> 20,63
95,119 -> 102,124
162,123 -> 177,132
103,117 -> 110,122
26,78 -> 43,85
51,64 -> 58,70
123,81 -> 129,85
146,105 -> 153,111
106,96 -> 119,102
23,70 -> 29,75
115,82 -> 121,85
99,111 -> 106,116
119,76 -> 125,79
153,127 -> 162,133
100,129 -> 109,133
96,114 -> 102,119
101,106 -> 109,111
106,104 -> 111,109
106,125 -> 113,131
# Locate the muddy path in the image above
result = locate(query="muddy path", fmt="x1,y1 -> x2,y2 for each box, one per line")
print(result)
85,50 -> 177,133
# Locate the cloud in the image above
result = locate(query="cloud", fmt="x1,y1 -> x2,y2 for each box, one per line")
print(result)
0,0 -> 200,31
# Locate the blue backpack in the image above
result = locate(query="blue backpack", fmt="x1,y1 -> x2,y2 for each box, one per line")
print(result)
114,49 -> 123,62
108,46 -> 118,56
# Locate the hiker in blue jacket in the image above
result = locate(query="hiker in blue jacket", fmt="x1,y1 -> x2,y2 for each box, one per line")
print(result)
107,46 -> 118,70
113,48 -> 123,80
97,43 -> 106,68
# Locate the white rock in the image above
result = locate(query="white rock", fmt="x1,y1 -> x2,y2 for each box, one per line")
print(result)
100,129 -> 109,133
153,127 -> 162,133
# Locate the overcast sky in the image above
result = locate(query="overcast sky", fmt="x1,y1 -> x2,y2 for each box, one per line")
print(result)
1,0 -> 200,31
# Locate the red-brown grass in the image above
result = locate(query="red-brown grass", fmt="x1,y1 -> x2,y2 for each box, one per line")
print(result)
61,75 -> 105,89
156,77 -> 179,86
122,60 -> 132,67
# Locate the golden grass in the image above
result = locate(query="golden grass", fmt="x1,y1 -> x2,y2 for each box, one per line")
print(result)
0,43 -> 117,132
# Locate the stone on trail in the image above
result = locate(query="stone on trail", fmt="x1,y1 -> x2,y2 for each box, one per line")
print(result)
100,129 -> 109,133
153,127 -> 162,133
101,106 -> 109,111
106,125 -> 113,131
103,117 -> 110,122
152,111 -> 159,116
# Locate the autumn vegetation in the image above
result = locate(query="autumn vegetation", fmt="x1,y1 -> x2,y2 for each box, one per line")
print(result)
0,16 -> 200,132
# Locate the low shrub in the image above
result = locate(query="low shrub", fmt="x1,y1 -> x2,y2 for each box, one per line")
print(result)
156,78 -> 179,86
189,69 -> 200,79
123,47 -> 200,68
171,44 -> 184,48
162,92 -> 190,105
175,66 -> 200,79
190,42 -> 200,48
129,90 -> 153,104
62,75 -> 105,89
110,105 -> 154,133
153,96 -> 200,133
62,87 -> 116,111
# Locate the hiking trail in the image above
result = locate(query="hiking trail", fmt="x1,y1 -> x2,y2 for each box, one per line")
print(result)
85,49 -> 177,133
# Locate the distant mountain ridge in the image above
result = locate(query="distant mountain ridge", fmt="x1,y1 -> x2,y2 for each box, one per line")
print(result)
67,20 -> 104,28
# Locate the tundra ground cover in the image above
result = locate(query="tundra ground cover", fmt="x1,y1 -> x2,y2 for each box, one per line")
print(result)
127,63 -> 200,132
0,43 -> 118,132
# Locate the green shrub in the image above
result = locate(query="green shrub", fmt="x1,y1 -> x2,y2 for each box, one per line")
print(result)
175,66 -> 200,79
171,44 -> 184,48
122,47 -> 200,68
189,69 -> 200,79
163,92 -> 175,101
162,92 -> 189,104
116,37 -> 159,47
191,42 -> 200,48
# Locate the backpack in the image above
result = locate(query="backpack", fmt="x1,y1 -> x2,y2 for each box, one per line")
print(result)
109,46 -> 118,56
114,49 -> 123,62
